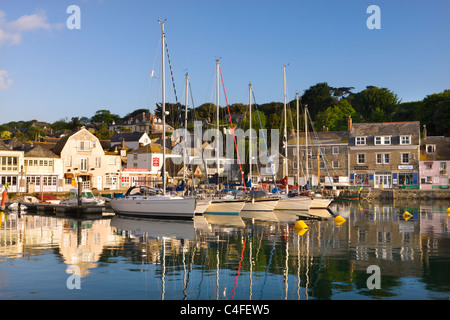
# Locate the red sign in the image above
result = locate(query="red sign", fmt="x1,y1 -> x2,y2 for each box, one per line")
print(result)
153,157 -> 160,167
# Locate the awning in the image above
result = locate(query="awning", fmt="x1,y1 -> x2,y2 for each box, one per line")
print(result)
64,173 -> 74,178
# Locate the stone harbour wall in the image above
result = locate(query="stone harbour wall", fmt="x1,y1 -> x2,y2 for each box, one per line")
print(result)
362,189 -> 450,200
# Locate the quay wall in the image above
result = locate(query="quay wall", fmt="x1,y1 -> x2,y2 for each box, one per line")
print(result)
362,189 -> 450,200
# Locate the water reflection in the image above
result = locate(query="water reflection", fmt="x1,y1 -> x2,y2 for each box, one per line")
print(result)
0,199 -> 448,300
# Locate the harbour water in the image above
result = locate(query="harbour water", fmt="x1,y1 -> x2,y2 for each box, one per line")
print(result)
0,199 -> 449,300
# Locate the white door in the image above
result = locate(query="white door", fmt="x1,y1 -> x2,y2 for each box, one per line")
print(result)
375,175 -> 392,189
97,176 -> 103,190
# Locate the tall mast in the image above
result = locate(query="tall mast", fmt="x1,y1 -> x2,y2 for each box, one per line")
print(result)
160,20 -> 166,196
296,92 -> 300,187
184,72 -> 189,184
283,65 -> 288,194
216,59 -> 220,191
305,104 -> 309,188
249,83 -> 252,186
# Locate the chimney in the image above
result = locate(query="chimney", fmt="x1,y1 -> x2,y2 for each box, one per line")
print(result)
347,116 -> 352,131
423,124 -> 427,138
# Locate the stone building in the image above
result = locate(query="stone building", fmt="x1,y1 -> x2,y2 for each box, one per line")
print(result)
348,118 -> 421,189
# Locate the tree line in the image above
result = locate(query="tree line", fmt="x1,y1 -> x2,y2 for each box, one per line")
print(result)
1,84 -> 449,142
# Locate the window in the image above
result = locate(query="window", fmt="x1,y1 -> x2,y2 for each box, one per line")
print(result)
425,163 -> 432,170
65,156 -> 72,167
357,154 -> 365,164
95,157 -> 101,168
80,158 -> 88,171
0,156 -> 19,171
356,137 -> 366,145
293,161 -> 298,170
376,154 -> 382,164
133,154 -> 138,160
332,146 -> 339,155
332,161 -> 339,169
375,136 -> 391,145
426,145 -> 436,153
401,153 -> 409,164
78,140 -> 94,151
400,136 -> 411,145
384,154 -> 390,164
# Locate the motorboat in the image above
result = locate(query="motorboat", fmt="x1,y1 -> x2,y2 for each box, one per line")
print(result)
60,188 -> 105,206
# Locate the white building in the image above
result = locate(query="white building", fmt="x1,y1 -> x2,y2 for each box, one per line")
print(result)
52,127 -> 121,191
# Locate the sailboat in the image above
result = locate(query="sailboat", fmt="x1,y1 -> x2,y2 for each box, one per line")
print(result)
241,83 -> 279,212
203,59 -> 246,216
302,104 -> 333,209
110,20 -> 196,219
274,65 -> 312,211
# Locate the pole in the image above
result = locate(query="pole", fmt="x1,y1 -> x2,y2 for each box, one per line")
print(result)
296,92 -> 300,188
160,20 -> 166,196
216,59 -> 220,191
305,104 -> 309,188
249,83 -> 252,187
184,72 -> 189,185
283,65 -> 288,194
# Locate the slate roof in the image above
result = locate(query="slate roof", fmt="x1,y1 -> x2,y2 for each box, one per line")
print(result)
24,145 -> 59,158
110,132 -> 147,143
349,121 -> 421,145
420,136 -> 450,161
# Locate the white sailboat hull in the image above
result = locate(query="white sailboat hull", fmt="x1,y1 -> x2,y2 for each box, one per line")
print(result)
204,199 -> 245,215
274,196 -> 312,211
242,198 -> 279,211
110,195 -> 196,219
195,199 -> 211,215
310,198 -> 333,209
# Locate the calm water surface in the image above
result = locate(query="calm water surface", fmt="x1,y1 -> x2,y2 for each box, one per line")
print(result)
0,199 -> 449,300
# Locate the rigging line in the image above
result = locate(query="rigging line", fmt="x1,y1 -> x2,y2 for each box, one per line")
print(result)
232,236 -> 247,300
252,91 -> 278,190
219,66 -> 246,190
163,36 -> 179,104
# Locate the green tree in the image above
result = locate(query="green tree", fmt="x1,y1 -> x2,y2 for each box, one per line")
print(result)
315,100 -> 357,131
0,131 -> 11,139
301,82 -> 337,118
418,89 -> 450,136
352,86 -> 400,122
90,109 -> 121,125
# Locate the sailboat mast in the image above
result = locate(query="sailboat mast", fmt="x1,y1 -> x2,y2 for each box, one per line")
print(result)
216,59 -> 220,191
184,72 -> 189,184
160,20 -> 166,196
249,83 -> 252,185
296,92 -> 300,187
305,104 -> 309,188
283,65 -> 288,194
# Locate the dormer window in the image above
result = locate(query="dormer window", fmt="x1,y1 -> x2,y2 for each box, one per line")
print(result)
400,136 -> 411,145
356,136 -> 366,145
375,136 -> 391,145
426,144 -> 436,153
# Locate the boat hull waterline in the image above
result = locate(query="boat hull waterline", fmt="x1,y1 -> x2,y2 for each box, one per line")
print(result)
110,196 -> 196,219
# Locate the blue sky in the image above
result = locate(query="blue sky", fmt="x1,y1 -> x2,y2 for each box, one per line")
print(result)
0,0 -> 449,124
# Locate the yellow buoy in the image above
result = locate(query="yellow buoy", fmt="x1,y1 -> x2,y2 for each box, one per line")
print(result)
403,211 -> 413,221
334,215 -> 346,225
295,220 -> 309,230
294,220 -> 309,235
446,207 -> 450,216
